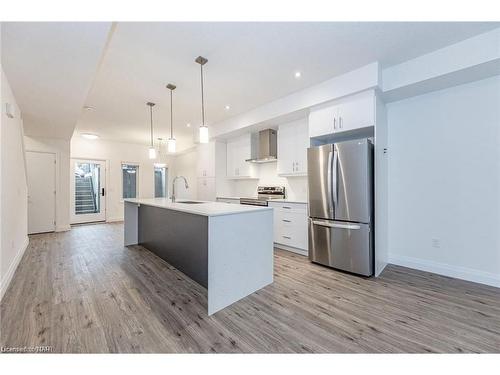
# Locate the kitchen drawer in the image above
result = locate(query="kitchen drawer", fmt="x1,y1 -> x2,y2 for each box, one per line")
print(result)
269,201 -> 307,213
278,210 -> 307,228
271,202 -> 308,251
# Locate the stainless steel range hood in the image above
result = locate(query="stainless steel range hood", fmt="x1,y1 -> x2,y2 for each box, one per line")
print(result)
245,129 -> 277,163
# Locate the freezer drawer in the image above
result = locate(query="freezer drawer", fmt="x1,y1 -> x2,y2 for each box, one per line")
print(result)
308,219 -> 373,276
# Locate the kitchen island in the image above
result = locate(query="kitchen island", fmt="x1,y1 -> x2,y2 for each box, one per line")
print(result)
124,198 -> 273,315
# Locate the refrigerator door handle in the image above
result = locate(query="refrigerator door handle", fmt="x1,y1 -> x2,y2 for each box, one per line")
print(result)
311,220 -> 361,230
327,150 -> 334,213
332,150 -> 338,210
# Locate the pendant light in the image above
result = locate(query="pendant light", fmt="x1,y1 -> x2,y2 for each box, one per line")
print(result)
166,83 -> 177,153
147,102 -> 156,159
195,56 -> 209,144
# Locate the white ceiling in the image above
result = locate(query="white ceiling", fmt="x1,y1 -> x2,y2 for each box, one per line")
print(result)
2,22 -> 499,149
1,22 -> 112,139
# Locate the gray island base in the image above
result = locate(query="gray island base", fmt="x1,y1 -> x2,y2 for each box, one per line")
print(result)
124,198 -> 274,315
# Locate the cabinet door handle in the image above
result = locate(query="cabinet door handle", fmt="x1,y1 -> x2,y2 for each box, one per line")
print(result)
282,219 -> 291,223
339,116 -> 343,129
282,236 -> 291,239
333,117 -> 336,130
283,206 -> 291,209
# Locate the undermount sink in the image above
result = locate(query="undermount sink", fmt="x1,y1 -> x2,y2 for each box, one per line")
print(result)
176,200 -> 205,204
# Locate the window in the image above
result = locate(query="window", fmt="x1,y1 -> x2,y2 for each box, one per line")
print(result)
122,163 -> 138,199
154,166 -> 168,198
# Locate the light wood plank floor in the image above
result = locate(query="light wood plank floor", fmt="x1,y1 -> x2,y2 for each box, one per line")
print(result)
1,223 -> 499,353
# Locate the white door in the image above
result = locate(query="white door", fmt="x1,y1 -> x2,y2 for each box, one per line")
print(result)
26,151 -> 56,234
71,159 -> 106,224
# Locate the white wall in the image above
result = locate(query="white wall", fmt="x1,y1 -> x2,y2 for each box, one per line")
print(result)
387,75 -> 500,287
71,137 -> 175,222
24,136 -> 71,231
1,67 -> 29,299
171,148 -> 198,200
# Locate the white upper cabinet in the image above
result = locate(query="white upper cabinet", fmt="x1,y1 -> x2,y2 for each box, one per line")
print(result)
226,134 -> 257,179
309,90 -> 375,138
197,142 -> 216,177
277,120 -> 309,176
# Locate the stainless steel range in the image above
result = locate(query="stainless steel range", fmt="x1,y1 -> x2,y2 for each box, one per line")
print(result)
240,186 -> 285,206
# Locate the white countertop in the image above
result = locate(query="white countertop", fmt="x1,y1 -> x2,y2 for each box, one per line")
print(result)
125,198 -> 272,217
217,196 -> 308,204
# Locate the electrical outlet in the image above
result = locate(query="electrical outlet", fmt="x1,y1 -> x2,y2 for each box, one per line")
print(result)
432,238 -> 441,248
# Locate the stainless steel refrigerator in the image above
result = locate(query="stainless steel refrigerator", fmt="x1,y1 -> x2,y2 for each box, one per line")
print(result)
307,139 -> 374,276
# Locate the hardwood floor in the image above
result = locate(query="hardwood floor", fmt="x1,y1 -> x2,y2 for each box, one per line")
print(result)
1,223 -> 499,353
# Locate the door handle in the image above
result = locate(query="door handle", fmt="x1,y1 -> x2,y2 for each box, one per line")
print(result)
101,188 -> 105,196
312,220 -> 360,230
332,149 -> 338,209
327,150 -> 333,212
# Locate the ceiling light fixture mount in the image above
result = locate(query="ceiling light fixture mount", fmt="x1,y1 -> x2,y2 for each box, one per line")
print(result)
294,71 -> 301,78
146,102 -> 157,159
195,56 -> 209,144
81,133 -> 99,140
166,83 -> 177,153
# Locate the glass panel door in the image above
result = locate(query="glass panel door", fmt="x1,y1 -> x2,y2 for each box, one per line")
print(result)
71,159 -> 106,224
154,166 -> 168,198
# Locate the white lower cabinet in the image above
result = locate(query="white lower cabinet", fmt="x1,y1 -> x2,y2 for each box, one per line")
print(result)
269,201 -> 308,255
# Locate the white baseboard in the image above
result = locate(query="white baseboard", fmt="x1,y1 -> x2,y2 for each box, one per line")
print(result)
388,253 -> 500,288
55,224 -> 71,232
106,217 -> 124,223
274,243 -> 308,257
0,236 -> 29,301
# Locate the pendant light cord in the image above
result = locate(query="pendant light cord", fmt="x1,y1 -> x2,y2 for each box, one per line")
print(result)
200,63 -> 205,126
149,104 -> 154,147
170,89 -> 173,139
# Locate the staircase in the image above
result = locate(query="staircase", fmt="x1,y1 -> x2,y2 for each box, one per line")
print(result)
75,176 -> 97,214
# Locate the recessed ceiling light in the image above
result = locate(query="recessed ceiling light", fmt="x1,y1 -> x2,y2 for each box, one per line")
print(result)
186,123 -> 191,127
81,133 -> 99,140
83,106 -> 94,111
294,71 -> 301,78
225,105 -> 230,110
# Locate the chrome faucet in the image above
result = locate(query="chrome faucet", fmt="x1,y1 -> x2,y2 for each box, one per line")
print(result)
171,176 -> 189,203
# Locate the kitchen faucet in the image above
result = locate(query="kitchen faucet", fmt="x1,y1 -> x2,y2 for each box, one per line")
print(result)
171,176 -> 189,203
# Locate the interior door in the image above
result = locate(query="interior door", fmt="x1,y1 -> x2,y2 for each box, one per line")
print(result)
26,151 -> 56,234
71,159 -> 106,224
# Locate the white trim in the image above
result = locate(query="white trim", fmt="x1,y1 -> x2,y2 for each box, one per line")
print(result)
55,225 -> 71,232
388,254 -> 500,288
0,236 -> 29,301
274,243 -> 308,257
106,217 -> 124,223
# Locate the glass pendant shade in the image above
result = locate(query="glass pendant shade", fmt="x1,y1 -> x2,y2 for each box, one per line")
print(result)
199,125 -> 209,144
148,147 -> 157,159
167,138 -> 176,153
